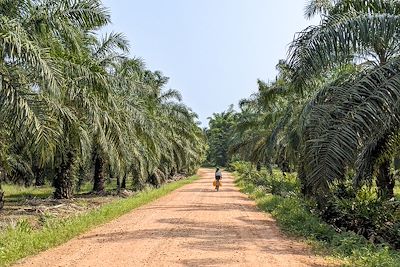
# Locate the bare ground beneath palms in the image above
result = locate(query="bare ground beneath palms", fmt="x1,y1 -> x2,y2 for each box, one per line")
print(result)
16,169 -> 335,267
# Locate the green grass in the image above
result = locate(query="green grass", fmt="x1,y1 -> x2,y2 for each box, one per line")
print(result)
3,180 -> 121,203
235,175 -> 400,267
3,184 -> 54,202
395,183 -> 400,200
77,179 -> 119,194
0,175 -> 198,267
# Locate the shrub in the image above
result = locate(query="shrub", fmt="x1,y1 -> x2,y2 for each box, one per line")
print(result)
230,161 -> 299,197
233,162 -> 400,267
318,184 -> 400,249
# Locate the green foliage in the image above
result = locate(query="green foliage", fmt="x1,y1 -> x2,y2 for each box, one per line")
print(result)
316,183 -> 400,249
204,0 -> 400,263
227,66 -> 303,172
232,162 -> 400,267
0,0 -> 206,202
0,175 -> 198,267
215,0 -> 400,201
215,7 -> 400,265
2,180 -> 119,203
395,184 -> 400,200
229,161 -> 299,196
286,0 -> 400,196
2,184 -> 53,201
205,106 -> 236,167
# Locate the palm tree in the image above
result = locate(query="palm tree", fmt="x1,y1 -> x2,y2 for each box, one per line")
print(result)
228,60 -> 306,175
206,106 -> 237,167
0,0 -> 63,201
289,0 -> 400,197
0,0 -> 206,207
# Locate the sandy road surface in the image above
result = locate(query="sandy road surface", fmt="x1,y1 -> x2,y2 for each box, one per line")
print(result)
16,169 -> 333,267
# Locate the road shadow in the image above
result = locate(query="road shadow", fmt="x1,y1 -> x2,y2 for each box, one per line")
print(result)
80,170 -> 330,267
139,203 -> 257,213
81,216 -> 322,263
178,257 -> 238,266
179,188 -> 237,193
81,218 -> 275,247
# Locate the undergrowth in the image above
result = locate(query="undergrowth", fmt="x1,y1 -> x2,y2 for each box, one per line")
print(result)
231,162 -> 400,267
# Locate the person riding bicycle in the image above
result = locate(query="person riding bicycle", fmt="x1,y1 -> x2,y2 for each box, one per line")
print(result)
215,168 -> 222,180
215,168 -> 222,191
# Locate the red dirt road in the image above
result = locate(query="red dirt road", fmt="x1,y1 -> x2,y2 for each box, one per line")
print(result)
16,169 -> 333,267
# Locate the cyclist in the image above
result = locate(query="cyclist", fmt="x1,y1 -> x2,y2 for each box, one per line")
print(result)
215,168 -> 222,191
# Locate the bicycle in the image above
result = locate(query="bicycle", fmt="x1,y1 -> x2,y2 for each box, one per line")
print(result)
213,179 -> 221,191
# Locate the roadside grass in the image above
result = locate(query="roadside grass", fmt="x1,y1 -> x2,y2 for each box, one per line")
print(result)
0,175 -> 198,267
77,179 -> 119,194
3,185 -> 54,202
235,174 -> 400,267
3,180 -> 121,203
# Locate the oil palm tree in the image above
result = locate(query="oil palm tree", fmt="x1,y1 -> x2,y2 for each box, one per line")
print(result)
206,106 -> 237,167
0,0 -> 206,206
289,0 -> 400,197
228,60 -> 306,173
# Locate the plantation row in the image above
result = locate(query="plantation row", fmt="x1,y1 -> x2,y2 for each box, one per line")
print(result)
0,0 -> 206,208
207,0 -> 400,251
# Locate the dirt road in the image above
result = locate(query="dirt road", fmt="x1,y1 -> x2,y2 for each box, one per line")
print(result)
16,169 -> 332,267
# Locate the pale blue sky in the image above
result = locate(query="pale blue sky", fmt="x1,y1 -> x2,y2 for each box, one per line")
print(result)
102,0 -> 319,127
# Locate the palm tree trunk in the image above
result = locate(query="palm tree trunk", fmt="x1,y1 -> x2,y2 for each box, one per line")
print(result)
369,133 -> 396,199
170,167 -> 176,177
121,174 -> 127,189
116,174 -> 121,192
54,150 -> 75,199
35,175 -> 45,186
107,164 -> 113,184
76,165 -> 85,192
0,165 -> 4,210
376,159 -> 395,199
93,153 -> 105,193
256,162 -> 261,172
394,157 -> 400,170
0,185 -> 4,210
298,163 -> 312,196
33,165 -> 45,186
132,167 -> 143,191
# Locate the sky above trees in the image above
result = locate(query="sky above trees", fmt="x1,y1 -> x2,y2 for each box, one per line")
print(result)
102,0 -> 319,127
